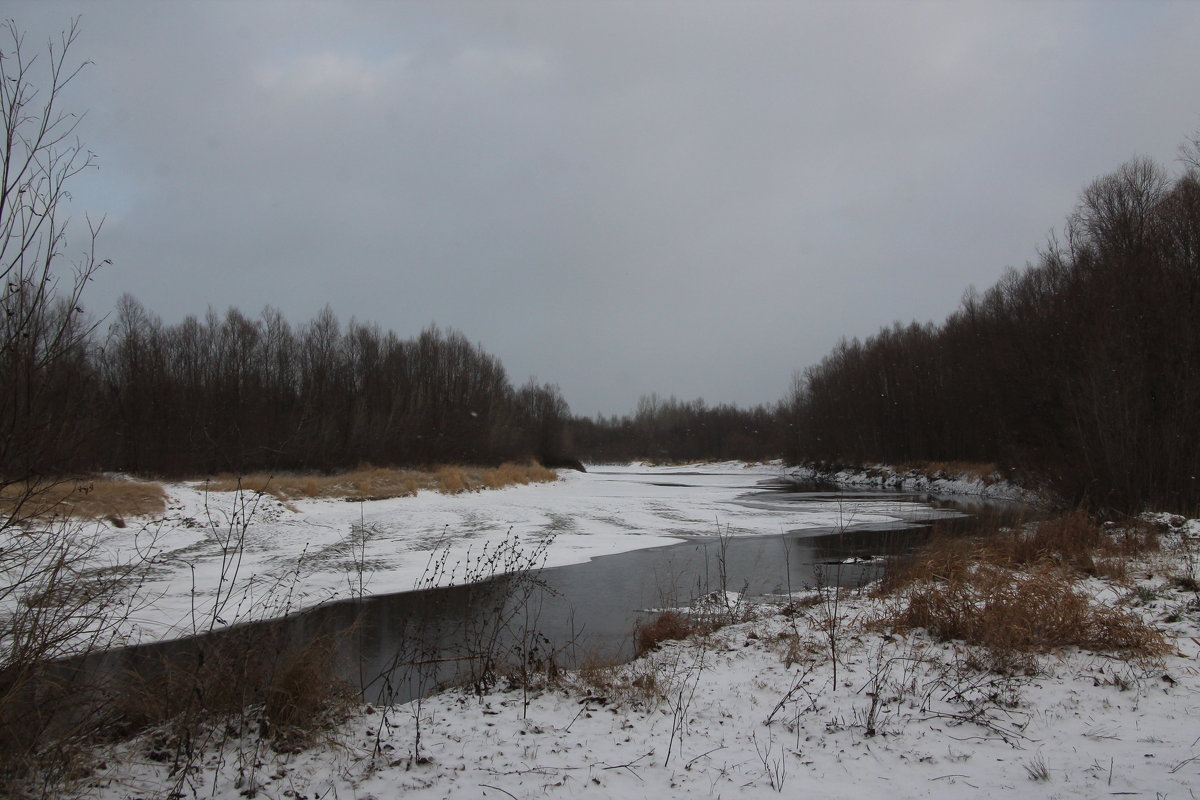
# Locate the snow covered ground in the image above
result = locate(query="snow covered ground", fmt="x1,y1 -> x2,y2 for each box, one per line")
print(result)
90,518 -> 1200,800
86,462 -> 966,644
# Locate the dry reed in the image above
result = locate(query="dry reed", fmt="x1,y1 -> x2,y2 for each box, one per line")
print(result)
0,476 -> 166,522
880,512 -> 1168,666
204,462 -> 557,500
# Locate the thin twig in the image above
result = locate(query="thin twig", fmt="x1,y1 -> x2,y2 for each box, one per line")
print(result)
1169,751 -> 1200,774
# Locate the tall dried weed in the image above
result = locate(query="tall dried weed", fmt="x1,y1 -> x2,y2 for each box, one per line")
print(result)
204,462 -> 557,500
881,512 -> 1168,668
0,476 -> 166,521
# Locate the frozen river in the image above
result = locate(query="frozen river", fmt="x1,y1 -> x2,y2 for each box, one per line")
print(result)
69,462 -> 1031,703
114,461 -> 998,645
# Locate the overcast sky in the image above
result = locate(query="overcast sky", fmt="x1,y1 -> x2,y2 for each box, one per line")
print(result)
17,1 -> 1200,417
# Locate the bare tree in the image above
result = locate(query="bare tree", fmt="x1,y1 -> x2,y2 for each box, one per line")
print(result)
1,17 -> 104,484
0,19 -> 118,789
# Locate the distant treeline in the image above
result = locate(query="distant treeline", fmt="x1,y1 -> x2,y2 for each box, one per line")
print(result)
3,299 -> 572,477
569,394 -> 786,464
787,153 -> 1200,512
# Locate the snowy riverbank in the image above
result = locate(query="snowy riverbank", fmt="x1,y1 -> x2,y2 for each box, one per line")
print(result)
90,515 -> 1200,800
785,462 -> 1046,505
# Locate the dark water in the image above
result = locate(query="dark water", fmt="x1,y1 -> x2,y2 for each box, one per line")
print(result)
68,487 -> 1032,706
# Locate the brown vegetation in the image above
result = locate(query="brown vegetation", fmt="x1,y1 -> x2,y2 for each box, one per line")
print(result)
890,565 -> 1165,663
0,476 -> 166,522
879,513 -> 1169,670
880,511 -> 1158,594
203,461 -> 558,500
634,610 -> 703,656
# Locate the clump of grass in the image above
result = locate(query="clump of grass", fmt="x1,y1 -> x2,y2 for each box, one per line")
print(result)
892,564 -> 1165,658
998,510 -> 1155,577
631,598 -> 751,657
1024,754 -> 1051,782
882,511 -> 1159,593
634,610 -> 701,655
879,511 -> 1168,668
0,476 -> 167,521
262,635 -> 356,749
433,466 -> 470,494
481,461 -> 557,489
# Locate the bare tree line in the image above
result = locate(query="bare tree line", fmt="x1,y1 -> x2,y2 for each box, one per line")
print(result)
787,148 -> 1200,513
570,393 -> 787,464
1,297 -> 574,477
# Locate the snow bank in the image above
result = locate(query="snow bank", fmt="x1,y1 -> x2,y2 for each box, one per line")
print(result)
787,463 -> 1046,505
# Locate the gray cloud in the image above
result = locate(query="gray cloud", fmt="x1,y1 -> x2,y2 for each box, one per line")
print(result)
19,1 -> 1200,415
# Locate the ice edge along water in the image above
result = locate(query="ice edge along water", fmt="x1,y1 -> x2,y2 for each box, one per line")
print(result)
46,461 -> 998,646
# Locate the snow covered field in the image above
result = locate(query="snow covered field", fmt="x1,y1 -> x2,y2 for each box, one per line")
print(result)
104,462 -> 966,644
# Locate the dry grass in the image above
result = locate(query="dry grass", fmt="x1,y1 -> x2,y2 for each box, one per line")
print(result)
631,597 -> 754,657
110,625 -> 355,753
203,461 -> 558,500
634,610 -> 704,656
433,466 -> 470,495
881,511 -> 1159,594
481,461 -> 557,488
891,565 -> 1166,659
879,512 -> 1168,669
0,476 -> 166,523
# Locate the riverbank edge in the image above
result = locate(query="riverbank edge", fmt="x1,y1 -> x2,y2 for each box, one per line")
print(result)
784,461 -> 1051,506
